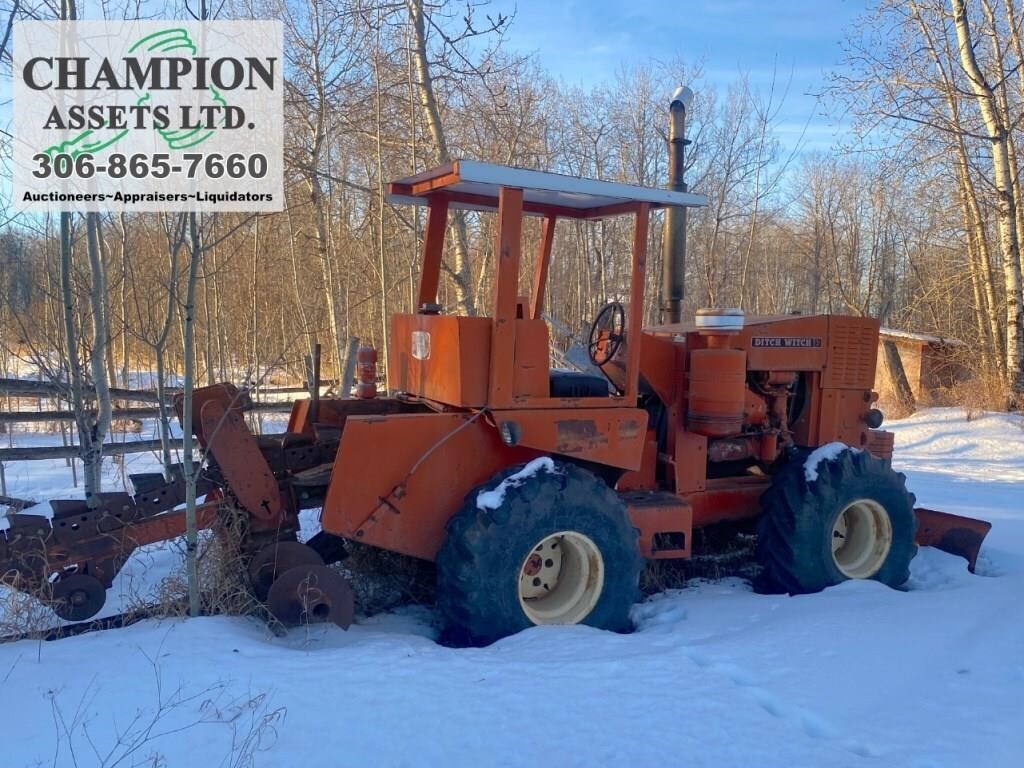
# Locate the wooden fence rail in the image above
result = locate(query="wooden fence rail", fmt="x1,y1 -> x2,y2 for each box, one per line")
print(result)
0,361 -> 365,470
0,400 -> 295,425
0,438 -> 196,461
0,378 -> 313,463
0,494 -> 36,511
0,377 -> 173,403
0,378 -> 339,402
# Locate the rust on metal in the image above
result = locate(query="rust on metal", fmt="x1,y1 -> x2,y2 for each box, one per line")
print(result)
554,419 -> 607,454
201,397 -> 281,521
506,409 -> 648,471
323,412 -> 537,560
914,507 -> 992,572
248,541 -> 324,601
623,492 -> 693,559
174,383 -> 248,448
1,480 -> 218,589
266,564 -> 354,629
51,574 -> 106,621
866,429 -> 895,460
1,494 -> 220,621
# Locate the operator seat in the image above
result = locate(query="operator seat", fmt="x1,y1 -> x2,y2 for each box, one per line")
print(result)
549,370 -> 610,398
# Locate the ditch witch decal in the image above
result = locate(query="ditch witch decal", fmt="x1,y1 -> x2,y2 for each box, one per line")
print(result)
751,337 -> 823,348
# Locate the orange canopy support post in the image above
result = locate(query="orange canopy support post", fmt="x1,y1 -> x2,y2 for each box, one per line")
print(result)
489,186 -> 525,407
625,203 -> 649,402
530,215 -> 556,320
417,195 -> 449,310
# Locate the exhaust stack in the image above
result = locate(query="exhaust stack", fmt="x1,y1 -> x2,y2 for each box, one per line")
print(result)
660,85 -> 693,325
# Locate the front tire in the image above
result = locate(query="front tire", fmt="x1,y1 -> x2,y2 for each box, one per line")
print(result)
756,448 -> 917,594
436,460 -> 643,646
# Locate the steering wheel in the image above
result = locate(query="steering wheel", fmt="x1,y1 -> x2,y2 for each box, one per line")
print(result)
588,301 -> 626,367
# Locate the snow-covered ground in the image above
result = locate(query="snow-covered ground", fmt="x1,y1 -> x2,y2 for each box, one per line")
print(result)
1,408 -> 1022,767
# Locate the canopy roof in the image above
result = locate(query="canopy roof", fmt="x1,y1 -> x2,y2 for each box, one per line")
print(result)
387,160 -> 707,219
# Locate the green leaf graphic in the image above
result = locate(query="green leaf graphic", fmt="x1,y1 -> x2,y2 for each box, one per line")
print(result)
43,27 -> 228,158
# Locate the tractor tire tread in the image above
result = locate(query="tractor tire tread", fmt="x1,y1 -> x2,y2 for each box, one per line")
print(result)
436,461 -> 643,646
756,448 -> 917,595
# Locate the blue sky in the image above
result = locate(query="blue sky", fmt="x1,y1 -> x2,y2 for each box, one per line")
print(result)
487,0 -> 866,152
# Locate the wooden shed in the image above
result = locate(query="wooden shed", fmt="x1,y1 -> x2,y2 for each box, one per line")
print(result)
874,328 -> 969,411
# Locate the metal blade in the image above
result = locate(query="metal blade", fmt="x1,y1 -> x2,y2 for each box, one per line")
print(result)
914,507 -> 992,573
266,564 -> 354,629
248,541 -> 324,601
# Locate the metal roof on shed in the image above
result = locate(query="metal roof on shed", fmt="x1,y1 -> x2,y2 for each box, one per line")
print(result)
880,327 -> 966,347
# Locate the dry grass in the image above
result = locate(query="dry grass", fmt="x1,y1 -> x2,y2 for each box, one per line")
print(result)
878,397 -> 916,420
196,512 -> 266,619
949,371 -> 1014,419
0,543 -> 67,640
641,525 -> 759,595
0,580 -> 60,640
44,650 -> 286,767
127,506 -> 267,622
341,540 -> 435,615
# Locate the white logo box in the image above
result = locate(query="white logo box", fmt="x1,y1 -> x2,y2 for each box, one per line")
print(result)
13,21 -> 283,212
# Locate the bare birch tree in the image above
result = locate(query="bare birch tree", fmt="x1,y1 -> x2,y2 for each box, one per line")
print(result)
950,0 -> 1024,396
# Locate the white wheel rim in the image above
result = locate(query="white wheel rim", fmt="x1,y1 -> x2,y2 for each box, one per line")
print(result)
831,499 -> 893,579
517,531 -> 605,625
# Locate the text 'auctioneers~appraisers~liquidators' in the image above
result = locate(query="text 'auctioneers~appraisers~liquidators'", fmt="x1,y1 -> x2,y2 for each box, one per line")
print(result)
12,21 -> 283,212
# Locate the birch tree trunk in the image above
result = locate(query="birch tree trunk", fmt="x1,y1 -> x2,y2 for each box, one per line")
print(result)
118,213 -> 130,387
59,213 -> 89,488
183,0 -> 206,616
57,213 -> 112,507
183,212 -> 202,618
373,11 -> 391,371
951,0 -> 1024,396
83,213 -> 112,498
307,115 -> 346,376
53,0 -> 111,505
1002,0 -> 1024,274
909,1 -> 1006,373
284,205 -> 316,365
407,0 -> 476,315
153,215 -> 184,480
983,0 -> 1024,281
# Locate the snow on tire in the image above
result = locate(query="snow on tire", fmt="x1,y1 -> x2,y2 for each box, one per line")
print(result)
436,460 -> 643,646
756,448 -> 918,595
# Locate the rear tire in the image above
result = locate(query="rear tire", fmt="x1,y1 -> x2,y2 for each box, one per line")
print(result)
436,460 -> 643,646
756,448 -> 917,594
